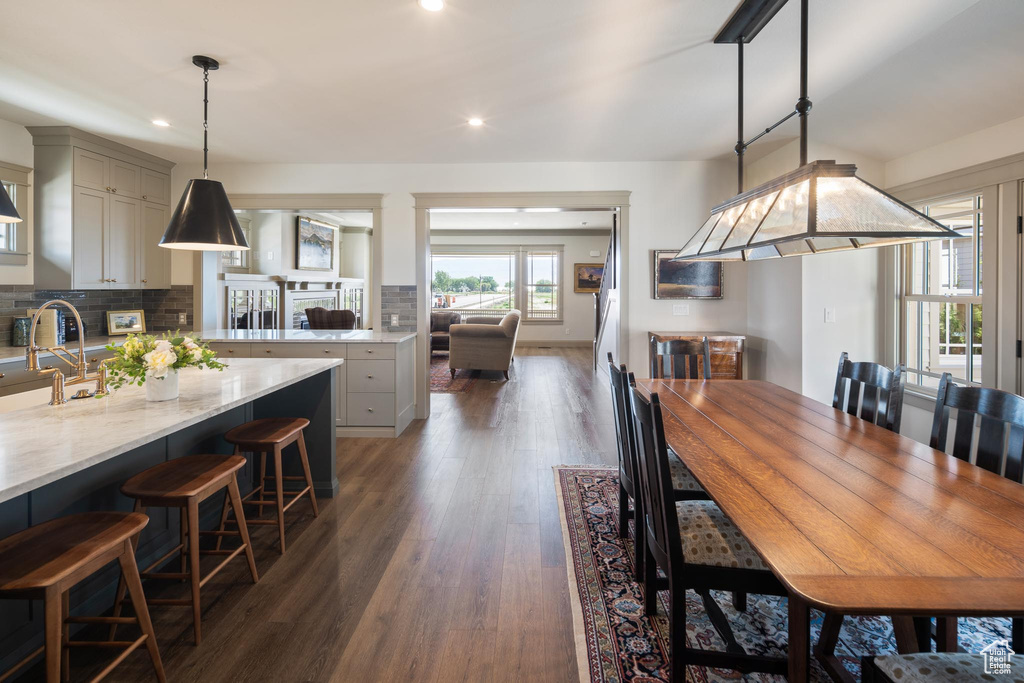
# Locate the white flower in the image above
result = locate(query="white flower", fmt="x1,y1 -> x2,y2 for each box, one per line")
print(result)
154,339 -> 174,353
183,336 -> 199,350
144,346 -> 178,379
190,348 -> 203,361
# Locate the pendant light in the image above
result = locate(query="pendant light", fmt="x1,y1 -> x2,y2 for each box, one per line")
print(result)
159,55 -> 249,252
0,184 -> 21,223
674,0 -> 958,262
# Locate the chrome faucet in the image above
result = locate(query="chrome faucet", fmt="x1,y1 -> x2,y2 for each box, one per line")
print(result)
26,299 -> 108,405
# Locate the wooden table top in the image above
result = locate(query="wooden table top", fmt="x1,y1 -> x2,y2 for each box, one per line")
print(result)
637,378 -> 1024,616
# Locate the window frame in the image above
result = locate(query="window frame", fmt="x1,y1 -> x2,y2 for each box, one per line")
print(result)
221,219 -> 252,273
430,244 -> 565,323
0,162 -> 31,267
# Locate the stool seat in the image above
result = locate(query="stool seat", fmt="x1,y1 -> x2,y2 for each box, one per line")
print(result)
121,455 -> 246,500
0,512 -> 148,592
224,417 -> 310,447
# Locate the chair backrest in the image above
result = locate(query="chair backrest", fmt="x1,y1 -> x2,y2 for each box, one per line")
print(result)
607,354 -> 639,498
650,337 -> 712,380
305,307 -> 356,330
930,373 -> 1024,483
431,311 -> 462,333
629,380 -> 682,572
832,351 -> 907,433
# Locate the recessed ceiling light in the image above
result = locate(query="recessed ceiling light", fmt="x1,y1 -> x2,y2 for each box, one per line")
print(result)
152,119 -> 171,127
467,117 -> 484,127
419,0 -> 444,11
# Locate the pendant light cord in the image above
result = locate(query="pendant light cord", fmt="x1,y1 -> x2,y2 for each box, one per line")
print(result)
797,0 -> 811,166
202,66 -> 209,180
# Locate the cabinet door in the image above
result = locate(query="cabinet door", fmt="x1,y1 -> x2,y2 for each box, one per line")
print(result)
73,148 -> 109,192
109,160 -> 141,199
107,195 -> 140,289
72,187 -> 108,289
141,201 -> 170,289
141,169 -> 171,205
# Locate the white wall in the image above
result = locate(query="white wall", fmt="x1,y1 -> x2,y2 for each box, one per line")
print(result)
172,159 -> 738,372
0,119 -> 34,285
430,231 -> 609,342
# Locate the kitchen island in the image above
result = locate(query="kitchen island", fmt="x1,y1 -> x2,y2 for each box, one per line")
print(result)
0,357 -> 341,673
202,328 -> 416,437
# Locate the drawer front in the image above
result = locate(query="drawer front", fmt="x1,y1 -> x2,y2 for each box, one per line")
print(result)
347,343 -> 395,361
209,342 -> 252,359
257,342 -> 346,359
347,360 -> 395,393
347,393 -> 395,426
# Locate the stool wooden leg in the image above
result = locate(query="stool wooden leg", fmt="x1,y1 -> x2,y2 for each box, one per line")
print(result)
110,500 -> 145,641
214,490 -> 231,552
180,508 -> 188,576
273,445 -> 286,554
118,539 -> 167,683
186,498 -> 202,646
44,588 -> 61,683
228,477 -> 260,583
296,432 -> 319,517
60,590 -> 69,682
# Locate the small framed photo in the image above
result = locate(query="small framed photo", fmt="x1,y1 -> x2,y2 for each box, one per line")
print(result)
107,310 -> 146,335
653,250 -> 723,299
573,263 -> 604,293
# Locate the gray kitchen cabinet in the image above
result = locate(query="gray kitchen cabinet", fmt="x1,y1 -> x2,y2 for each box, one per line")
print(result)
31,127 -> 175,290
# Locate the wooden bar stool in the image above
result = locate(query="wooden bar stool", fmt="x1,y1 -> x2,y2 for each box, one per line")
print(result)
0,512 -> 165,683
218,417 -> 319,554
111,455 -> 259,646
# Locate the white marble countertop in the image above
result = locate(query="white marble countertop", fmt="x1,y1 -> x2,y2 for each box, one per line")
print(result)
0,337 -> 121,363
198,329 -> 417,344
0,357 -> 343,504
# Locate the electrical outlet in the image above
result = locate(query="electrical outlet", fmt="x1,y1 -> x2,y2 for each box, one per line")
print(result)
565,328 -> 572,335
178,313 -> 187,324
391,314 -> 399,326
672,304 -> 689,316
266,251 -> 274,261
824,307 -> 836,324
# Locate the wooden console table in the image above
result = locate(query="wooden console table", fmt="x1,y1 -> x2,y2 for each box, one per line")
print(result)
648,331 -> 745,379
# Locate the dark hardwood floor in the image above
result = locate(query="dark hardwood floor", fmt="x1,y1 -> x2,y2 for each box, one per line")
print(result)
64,346 -> 616,682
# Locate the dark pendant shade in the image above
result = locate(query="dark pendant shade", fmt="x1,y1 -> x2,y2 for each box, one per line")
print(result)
159,178 -> 249,251
0,184 -> 22,223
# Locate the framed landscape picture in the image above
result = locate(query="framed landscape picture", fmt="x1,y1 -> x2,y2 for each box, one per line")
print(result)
574,263 -> 604,293
296,216 -> 337,271
653,250 -> 723,299
106,310 -> 146,335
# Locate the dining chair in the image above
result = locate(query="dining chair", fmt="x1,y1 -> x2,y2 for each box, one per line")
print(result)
628,382 -> 789,680
305,307 -> 357,330
818,353 -> 911,674
606,355 -> 708,585
929,372 -> 1024,652
649,337 -> 711,380
832,351 -> 907,432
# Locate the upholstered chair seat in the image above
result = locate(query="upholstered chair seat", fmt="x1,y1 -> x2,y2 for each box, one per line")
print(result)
867,653 -> 1019,683
675,500 -> 768,570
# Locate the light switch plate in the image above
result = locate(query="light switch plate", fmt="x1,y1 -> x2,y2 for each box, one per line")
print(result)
391,314 -> 399,326
266,251 -> 274,261
589,250 -> 601,257
672,304 -> 690,316
824,307 -> 836,323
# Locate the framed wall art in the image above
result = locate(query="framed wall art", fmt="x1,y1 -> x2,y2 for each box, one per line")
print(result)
652,250 -> 723,299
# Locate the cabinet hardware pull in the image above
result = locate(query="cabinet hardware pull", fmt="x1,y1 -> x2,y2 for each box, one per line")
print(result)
110,278 -> 117,282
367,374 -> 374,379
0,373 -> 5,379
367,349 -> 373,354
111,188 -> 117,193
324,349 -> 329,354
44,365 -> 52,370
141,279 -> 148,284
227,349 -> 234,353
265,349 -> 271,354
105,187 -> 111,192
368,408 -> 374,413
89,358 -> 97,363
142,195 -> 147,200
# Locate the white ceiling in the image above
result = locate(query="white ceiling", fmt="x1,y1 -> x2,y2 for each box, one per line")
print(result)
429,209 -> 615,231
0,0 -> 1014,165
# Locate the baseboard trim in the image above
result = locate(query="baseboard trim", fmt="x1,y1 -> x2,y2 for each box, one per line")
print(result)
336,424 -> 396,438
517,340 -> 592,348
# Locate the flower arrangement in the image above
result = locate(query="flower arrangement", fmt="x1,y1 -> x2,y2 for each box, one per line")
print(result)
104,332 -> 226,392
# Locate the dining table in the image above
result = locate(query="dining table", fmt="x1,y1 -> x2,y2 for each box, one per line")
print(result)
635,378 -> 1024,683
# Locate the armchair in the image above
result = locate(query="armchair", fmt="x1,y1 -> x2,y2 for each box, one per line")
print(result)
430,311 -> 462,353
448,310 -> 521,380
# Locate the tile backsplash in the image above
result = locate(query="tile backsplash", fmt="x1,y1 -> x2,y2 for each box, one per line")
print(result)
381,284 -> 416,332
0,285 -> 194,346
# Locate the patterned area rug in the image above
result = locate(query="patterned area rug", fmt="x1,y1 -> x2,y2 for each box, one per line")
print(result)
430,353 -> 477,393
554,466 -> 1011,682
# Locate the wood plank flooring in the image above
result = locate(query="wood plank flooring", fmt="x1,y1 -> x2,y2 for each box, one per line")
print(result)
69,346 -> 615,682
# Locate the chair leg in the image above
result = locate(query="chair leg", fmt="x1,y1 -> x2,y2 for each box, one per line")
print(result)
118,540 -> 167,683
44,588 -> 61,683
110,500 -> 144,641
273,445 -> 287,553
450,369 -> 456,379
179,508 -> 188,577
229,477 -> 260,584
642,544 -> 658,617
186,498 -> 202,646
617,481 -> 629,540
668,576 -> 687,683
296,432 -> 319,517
936,617 -> 958,652
634,508 -> 647,585
1013,618 -> 1023,654
732,591 -> 747,613
60,590 -> 69,682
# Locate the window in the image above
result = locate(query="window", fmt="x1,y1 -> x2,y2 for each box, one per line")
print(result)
431,245 -> 563,322
901,193 -> 984,388
0,182 -> 16,252
221,219 -> 251,272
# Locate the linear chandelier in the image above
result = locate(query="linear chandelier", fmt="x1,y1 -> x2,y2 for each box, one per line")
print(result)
675,0 -> 957,262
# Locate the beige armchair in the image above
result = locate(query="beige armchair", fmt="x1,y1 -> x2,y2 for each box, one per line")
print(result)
448,310 -> 521,380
